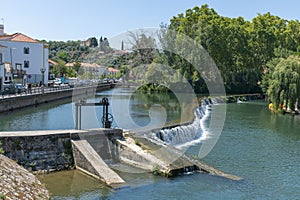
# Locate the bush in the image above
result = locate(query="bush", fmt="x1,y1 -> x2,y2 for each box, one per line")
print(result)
0,141 -> 4,154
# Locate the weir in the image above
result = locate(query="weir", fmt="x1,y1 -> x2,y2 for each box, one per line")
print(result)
0,128 -> 242,188
153,98 -> 211,145
0,97 -> 243,187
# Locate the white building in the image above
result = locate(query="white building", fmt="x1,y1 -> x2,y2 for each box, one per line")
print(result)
0,24 -> 49,87
0,43 -> 9,90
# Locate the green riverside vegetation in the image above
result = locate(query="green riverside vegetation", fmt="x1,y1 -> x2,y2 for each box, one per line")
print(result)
45,4 -> 300,111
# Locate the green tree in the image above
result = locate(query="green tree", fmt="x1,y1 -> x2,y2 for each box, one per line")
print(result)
57,51 -> 68,63
162,4 -> 300,94
73,59 -> 81,73
87,37 -> 98,48
267,55 -> 300,111
53,60 -> 68,77
99,37 -> 111,53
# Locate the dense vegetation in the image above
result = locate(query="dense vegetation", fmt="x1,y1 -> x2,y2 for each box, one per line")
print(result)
47,36 -> 115,78
46,5 -> 300,111
141,4 -> 299,111
160,4 -> 300,95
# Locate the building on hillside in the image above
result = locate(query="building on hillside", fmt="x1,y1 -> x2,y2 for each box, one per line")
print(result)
107,67 -> 120,75
0,24 -> 49,86
66,62 -> 108,77
113,50 -> 128,56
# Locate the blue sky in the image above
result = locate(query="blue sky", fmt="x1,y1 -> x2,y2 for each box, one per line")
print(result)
1,0 -> 300,41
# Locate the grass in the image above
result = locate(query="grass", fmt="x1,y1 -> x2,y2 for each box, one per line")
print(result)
152,164 -> 160,175
0,193 -> 6,200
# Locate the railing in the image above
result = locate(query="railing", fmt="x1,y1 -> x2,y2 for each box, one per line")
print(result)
0,85 -> 72,98
0,83 -> 114,99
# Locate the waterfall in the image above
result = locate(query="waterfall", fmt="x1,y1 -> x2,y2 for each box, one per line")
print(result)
153,99 -> 212,146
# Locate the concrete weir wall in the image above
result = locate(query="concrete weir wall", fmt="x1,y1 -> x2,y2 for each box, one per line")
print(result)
0,84 -> 114,113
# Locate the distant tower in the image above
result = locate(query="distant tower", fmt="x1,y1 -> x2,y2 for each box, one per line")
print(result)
0,18 -> 4,35
121,40 -> 124,50
0,24 -> 4,36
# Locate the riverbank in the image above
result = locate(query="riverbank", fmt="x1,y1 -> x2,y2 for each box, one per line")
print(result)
0,154 -> 50,199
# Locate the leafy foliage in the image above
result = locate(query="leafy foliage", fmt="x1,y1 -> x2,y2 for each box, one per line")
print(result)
162,4 -> 300,94
0,141 -> 4,154
265,55 -> 300,111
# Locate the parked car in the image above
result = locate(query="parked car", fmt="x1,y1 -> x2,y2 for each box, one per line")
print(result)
66,77 -> 78,88
54,78 -> 62,85
15,84 -> 27,94
2,81 -> 16,94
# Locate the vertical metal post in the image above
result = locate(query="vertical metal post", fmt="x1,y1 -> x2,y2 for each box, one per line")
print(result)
75,103 -> 78,130
79,104 -> 82,130
105,100 -> 109,124
102,101 -> 105,128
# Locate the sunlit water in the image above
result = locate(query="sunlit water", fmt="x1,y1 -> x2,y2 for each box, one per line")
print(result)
1,88 -> 300,199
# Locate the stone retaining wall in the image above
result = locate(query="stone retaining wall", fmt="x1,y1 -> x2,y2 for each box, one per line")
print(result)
0,130 -> 77,172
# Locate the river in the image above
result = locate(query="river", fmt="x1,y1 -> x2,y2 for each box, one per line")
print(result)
1,87 -> 300,199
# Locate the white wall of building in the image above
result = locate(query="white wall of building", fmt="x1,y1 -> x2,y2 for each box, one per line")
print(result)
0,40 -> 49,85
0,45 -> 9,90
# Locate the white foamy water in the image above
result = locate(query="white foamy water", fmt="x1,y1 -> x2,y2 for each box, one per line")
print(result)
153,99 -> 212,148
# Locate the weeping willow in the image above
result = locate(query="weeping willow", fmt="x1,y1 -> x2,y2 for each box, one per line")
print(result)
267,55 -> 300,111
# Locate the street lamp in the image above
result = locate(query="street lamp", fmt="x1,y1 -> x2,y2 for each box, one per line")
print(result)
9,47 -> 16,82
40,68 -> 45,94
40,43 -> 46,94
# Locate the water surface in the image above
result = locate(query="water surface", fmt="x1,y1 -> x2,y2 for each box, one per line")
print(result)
1,89 -> 300,199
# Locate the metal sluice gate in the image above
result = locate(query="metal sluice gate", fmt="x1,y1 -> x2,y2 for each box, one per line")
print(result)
75,97 -> 114,130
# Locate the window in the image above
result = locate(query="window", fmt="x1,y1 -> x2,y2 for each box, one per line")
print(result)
24,60 -> 29,68
24,47 -> 30,54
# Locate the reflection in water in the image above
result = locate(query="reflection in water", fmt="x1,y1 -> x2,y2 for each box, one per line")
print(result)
38,170 -> 111,198
0,98 -> 75,131
0,88 -> 185,131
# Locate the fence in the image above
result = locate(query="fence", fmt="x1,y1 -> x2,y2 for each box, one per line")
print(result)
0,85 -> 71,98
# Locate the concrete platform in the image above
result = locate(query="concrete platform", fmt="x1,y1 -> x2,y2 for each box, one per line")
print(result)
72,139 -> 126,187
118,134 -> 242,180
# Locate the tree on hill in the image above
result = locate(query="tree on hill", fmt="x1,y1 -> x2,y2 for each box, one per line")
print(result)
99,37 -> 111,53
87,37 -> 98,48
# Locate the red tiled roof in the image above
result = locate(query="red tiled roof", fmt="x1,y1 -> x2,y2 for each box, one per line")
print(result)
0,33 -> 38,43
66,62 -> 105,69
48,59 -> 57,65
108,67 -> 119,73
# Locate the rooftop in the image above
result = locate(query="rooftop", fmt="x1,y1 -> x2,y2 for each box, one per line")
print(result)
0,33 -> 38,43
